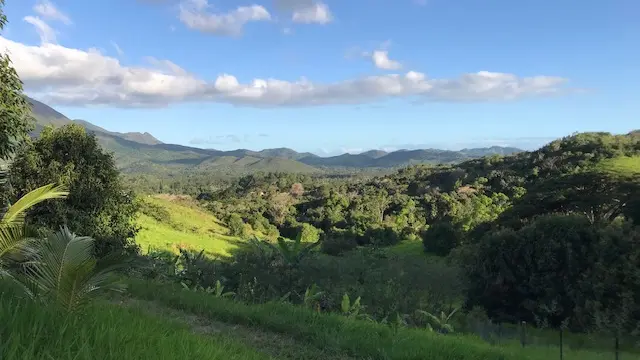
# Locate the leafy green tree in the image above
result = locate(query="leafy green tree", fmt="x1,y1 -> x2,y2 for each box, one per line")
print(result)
228,214 -> 246,237
583,223 -> 640,345
9,125 -> 138,257
464,214 -> 603,327
298,223 -> 320,243
422,222 -> 464,256
0,1 -> 34,161
502,171 -> 639,227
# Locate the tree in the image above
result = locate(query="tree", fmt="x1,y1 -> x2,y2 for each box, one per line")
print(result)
0,1 -> 35,161
422,222 -> 464,256
463,214 -> 606,328
290,182 -> 304,198
298,223 -> 320,243
266,192 -> 294,226
501,171 -> 639,227
228,214 -> 246,237
9,125 -> 138,257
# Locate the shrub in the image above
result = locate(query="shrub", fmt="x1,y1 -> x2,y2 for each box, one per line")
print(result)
422,222 -> 464,256
227,214 -> 246,237
299,223 -> 321,243
320,228 -> 358,255
138,198 -> 172,223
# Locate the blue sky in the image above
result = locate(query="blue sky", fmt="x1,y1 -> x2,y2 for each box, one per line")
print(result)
1,0 -> 638,155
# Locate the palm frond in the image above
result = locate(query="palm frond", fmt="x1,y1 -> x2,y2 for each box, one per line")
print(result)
0,223 -> 26,260
23,226 -> 125,312
1,184 -> 68,226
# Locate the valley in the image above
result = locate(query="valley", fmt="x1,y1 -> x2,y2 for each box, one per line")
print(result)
2,1 -> 639,359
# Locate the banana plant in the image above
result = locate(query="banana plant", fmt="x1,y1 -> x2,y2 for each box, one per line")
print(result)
341,293 -> 374,321
210,279 -> 235,298
250,231 -> 321,266
416,308 -> 459,334
302,284 -> 324,311
181,279 -> 235,298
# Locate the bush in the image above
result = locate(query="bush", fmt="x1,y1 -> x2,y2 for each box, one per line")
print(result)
138,198 -> 172,223
320,228 -> 358,255
463,213 -> 640,331
422,222 -> 464,256
365,225 -> 402,246
219,242 -> 464,319
228,214 -> 246,237
299,223 -> 320,243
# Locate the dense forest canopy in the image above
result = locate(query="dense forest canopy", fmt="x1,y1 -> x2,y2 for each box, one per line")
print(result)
192,130 -> 640,332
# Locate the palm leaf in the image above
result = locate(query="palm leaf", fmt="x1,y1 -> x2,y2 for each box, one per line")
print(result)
23,226 -> 125,312
1,183 -> 68,226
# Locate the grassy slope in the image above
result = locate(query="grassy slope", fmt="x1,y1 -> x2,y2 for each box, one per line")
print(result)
0,290 -> 271,360
596,155 -> 640,175
127,279 -> 633,360
135,195 -> 243,256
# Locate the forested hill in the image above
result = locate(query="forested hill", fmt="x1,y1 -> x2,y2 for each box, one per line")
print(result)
27,97 -> 522,174
205,129 -> 640,253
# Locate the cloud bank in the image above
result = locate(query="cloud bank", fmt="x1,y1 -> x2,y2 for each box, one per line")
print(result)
0,35 -> 571,108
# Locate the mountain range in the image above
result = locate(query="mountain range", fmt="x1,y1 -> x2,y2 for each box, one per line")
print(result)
27,97 -> 523,174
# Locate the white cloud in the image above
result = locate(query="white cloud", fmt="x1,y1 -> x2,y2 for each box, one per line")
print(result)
33,0 -> 72,25
0,36 -> 571,108
372,50 -> 402,70
111,41 -> 124,56
274,0 -> 333,24
292,3 -> 332,24
179,0 -> 271,36
23,16 -> 56,44
144,56 -> 188,76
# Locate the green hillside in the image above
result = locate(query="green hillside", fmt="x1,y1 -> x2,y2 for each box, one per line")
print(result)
596,155 -> 640,176
27,97 -> 522,174
135,195 -> 243,256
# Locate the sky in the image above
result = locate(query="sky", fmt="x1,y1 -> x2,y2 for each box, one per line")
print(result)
0,0 -> 638,156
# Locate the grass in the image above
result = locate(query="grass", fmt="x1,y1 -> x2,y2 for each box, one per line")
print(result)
135,195 -> 243,256
0,287 -> 272,360
118,297 -> 356,360
596,155 -> 640,175
125,279 -> 635,360
390,238 -> 427,256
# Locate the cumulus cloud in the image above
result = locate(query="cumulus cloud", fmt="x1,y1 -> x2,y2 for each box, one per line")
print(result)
371,50 -> 402,70
33,0 -> 72,25
23,16 -> 57,43
179,0 -> 271,36
274,0 -> 333,24
0,36 -> 571,108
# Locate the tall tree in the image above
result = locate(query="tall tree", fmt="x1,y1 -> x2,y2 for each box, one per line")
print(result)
0,0 -> 34,161
9,124 -> 139,257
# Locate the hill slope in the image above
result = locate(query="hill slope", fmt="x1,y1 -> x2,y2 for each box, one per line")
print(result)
136,195 -> 243,256
26,96 -> 523,173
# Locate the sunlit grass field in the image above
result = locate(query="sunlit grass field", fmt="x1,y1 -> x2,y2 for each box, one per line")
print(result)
135,195 -> 242,256
0,287 -> 271,360
596,155 -> 640,175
